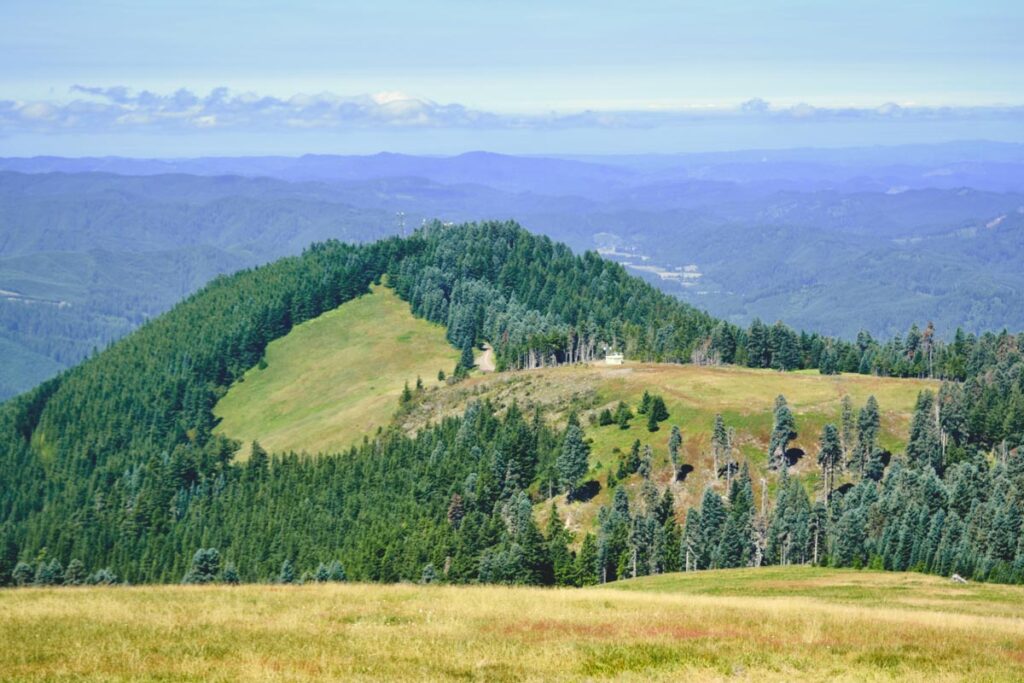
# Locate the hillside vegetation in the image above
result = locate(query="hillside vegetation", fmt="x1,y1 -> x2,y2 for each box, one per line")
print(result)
214,284 -> 458,457
0,222 -> 1022,589
2,567 -> 1023,681
396,362 -> 934,532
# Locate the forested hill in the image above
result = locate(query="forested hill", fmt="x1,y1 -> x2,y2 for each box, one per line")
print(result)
1,221 -> 1023,587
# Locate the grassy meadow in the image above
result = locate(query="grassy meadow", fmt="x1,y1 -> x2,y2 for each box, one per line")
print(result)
2,567 -> 1023,681
397,361 -> 935,535
211,287 -> 936,536
213,284 -> 459,457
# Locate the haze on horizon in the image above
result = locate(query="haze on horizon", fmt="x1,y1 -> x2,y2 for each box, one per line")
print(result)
2,0 -> 1023,157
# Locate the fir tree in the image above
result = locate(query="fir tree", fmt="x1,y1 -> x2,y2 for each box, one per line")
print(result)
278,558 -> 296,584
768,395 -> 797,470
222,562 -> 241,585
557,425 -> 590,500
183,547 -> 221,584
817,424 -> 842,500
63,559 -> 86,586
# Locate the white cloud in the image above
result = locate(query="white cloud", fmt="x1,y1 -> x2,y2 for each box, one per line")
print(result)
1,86 -> 1022,135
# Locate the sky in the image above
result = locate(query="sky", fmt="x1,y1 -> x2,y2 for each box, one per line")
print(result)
2,0 -> 1023,156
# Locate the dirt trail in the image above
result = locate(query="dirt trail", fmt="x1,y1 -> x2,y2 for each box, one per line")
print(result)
478,343 -> 496,372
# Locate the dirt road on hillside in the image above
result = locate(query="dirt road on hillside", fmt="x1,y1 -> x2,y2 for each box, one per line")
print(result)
478,343 -> 496,372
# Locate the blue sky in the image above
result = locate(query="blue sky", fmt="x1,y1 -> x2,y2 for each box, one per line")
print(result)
2,0 -> 1023,156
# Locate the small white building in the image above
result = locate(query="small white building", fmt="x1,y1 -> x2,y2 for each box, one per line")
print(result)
605,352 -> 624,366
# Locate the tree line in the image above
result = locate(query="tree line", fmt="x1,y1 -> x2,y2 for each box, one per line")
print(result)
0,221 -> 1021,587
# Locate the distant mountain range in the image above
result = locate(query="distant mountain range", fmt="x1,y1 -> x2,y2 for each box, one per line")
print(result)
2,140 -> 1023,399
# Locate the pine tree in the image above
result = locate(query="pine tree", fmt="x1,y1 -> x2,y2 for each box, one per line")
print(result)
651,396 -> 670,422
459,342 -> 475,372
854,396 -> 880,477
768,395 -> 797,470
682,508 -> 702,571
841,395 -> 855,462
557,425 -> 590,500
817,424 -> 842,500
907,390 -> 943,474
646,410 -> 660,432
12,562 -> 33,586
615,401 -> 632,430
278,558 -> 296,584
63,559 -> 87,586
222,562 -> 241,585
698,488 -> 726,569
183,547 -> 221,584
668,425 -> 683,479
576,533 -> 599,586
712,413 -> 729,478
327,561 -> 347,582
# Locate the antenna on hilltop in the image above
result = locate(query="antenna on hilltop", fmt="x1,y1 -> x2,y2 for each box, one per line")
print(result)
396,211 -> 406,236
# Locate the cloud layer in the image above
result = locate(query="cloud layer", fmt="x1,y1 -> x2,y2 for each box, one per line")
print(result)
2,86 -> 1023,134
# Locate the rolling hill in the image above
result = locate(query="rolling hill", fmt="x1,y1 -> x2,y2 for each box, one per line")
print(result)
0,222 -> 1021,593
210,279 -> 936,534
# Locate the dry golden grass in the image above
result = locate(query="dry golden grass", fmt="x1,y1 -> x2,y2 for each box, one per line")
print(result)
2,567 -> 1023,681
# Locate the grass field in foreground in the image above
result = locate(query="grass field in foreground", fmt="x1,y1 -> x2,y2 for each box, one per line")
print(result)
213,284 -> 459,457
2,567 -> 1023,682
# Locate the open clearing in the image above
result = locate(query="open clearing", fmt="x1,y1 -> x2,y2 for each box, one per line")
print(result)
2,567 -> 1022,681
398,362 -> 936,533
213,284 -> 459,457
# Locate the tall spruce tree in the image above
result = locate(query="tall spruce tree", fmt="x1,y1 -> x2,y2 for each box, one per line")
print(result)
817,424 -> 842,500
768,395 -> 797,470
557,425 -> 590,500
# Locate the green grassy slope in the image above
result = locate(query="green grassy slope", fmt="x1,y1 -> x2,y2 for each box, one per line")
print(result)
2,567 -> 1022,681
397,361 -> 935,533
213,284 -> 459,457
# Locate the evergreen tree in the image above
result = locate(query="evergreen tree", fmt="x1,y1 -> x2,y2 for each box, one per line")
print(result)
841,395 -> 856,463
222,562 -> 241,585
854,396 -> 881,477
817,424 -> 842,500
651,395 -> 670,422
557,425 -> 590,499
615,401 -> 633,430
576,533 -> 599,586
327,561 -> 347,582
183,548 -> 222,584
459,342 -> 475,372
12,562 -> 33,586
279,558 -> 296,584
63,559 -> 87,586
668,425 -> 683,479
698,488 -> 726,569
768,395 -> 797,470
